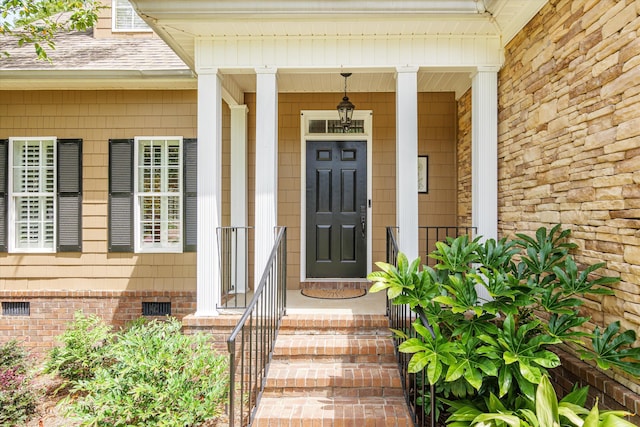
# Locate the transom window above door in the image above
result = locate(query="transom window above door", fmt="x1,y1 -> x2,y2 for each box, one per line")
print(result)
302,111 -> 372,139
308,119 -> 365,134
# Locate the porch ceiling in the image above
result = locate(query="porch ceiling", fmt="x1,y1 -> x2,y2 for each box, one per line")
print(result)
225,70 -> 475,99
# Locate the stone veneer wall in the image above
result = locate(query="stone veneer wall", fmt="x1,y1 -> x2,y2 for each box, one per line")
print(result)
456,89 -> 472,228
497,0 -> 640,408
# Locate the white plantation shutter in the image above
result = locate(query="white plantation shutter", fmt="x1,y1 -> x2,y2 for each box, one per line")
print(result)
135,137 -> 182,252
10,138 -> 56,252
109,137 -> 196,253
113,0 -> 150,31
0,138 -> 82,254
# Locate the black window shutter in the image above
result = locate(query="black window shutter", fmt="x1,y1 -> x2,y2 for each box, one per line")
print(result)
109,139 -> 134,252
0,140 -> 7,252
57,139 -> 83,252
183,138 -> 197,252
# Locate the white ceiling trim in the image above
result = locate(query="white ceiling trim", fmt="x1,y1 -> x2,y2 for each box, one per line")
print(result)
195,35 -> 503,71
131,0 -> 489,17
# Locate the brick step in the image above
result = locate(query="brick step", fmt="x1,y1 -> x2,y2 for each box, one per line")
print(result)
279,314 -> 391,335
253,396 -> 412,427
273,334 -> 396,363
264,362 -> 403,397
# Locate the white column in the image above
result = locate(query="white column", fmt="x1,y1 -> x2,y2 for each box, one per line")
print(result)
195,70 -> 223,316
395,66 -> 420,260
230,105 -> 249,293
254,67 -> 278,285
471,68 -> 499,241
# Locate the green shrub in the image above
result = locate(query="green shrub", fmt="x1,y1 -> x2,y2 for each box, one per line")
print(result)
369,225 -> 640,424
45,311 -> 113,381
0,341 -> 37,427
66,317 -> 228,427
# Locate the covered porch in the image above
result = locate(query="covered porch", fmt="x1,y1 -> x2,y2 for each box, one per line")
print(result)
128,0 -> 548,315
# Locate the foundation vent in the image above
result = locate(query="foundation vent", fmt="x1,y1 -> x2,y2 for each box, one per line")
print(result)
142,302 -> 171,316
2,302 -> 30,316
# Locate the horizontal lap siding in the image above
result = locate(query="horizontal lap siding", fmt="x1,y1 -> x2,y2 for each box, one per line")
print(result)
0,90 -> 457,292
0,90 -> 199,292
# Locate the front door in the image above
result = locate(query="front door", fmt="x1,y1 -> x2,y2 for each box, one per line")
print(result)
306,141 -> 367,278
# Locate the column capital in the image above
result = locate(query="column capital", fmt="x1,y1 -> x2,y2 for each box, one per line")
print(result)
255,66 -> 278,75
197,67 -> 222,77
230,104 -> 249,113
396,66 -> 420,74
469,66 -> 501,79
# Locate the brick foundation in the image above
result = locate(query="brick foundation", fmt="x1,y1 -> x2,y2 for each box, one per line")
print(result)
551,347 -> 640,423
0,290 -> 196,355
181,314 -> 241,354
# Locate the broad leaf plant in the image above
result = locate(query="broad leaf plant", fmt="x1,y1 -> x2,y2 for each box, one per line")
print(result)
368,225 -> 640,425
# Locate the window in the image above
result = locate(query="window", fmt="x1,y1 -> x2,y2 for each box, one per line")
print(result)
112,0 -> 150,31
9,138 -> 56,252
308,119 -> 365,134
135,137 -> 182,252
108,138 -> 196,253
0,138 -> 82,253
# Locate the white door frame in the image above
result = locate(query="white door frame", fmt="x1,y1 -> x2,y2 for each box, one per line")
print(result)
299,110 -> 373,282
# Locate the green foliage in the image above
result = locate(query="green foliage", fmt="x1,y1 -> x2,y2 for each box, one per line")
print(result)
447,376 -> 636,427
0,340 -> 37,426
64,317 -> 228,427
45,311 -> 113,381
368,225 -> 640,422
581,322 -> 640,376
0,340 -> 28,373
1,0 -> 103,61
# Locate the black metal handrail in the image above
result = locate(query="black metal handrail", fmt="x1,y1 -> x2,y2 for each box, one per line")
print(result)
226,227 -> 287,427
420,226 -> 476,266
386,226 -> 476,427
386,226 -> 434,427
217,226 -> 253,309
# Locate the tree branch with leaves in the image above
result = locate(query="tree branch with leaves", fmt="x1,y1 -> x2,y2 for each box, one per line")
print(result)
1,0 -> 102,61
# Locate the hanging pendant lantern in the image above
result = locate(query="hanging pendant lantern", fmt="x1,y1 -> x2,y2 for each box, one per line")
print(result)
337,72 -> 355,131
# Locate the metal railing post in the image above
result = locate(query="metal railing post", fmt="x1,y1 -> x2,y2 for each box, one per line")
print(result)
226,227 -> 286,427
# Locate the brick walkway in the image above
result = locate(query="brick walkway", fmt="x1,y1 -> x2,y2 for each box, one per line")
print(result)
253,314 -> 413,426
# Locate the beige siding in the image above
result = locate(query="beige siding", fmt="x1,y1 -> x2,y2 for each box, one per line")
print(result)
498,0 -> 640,392
94,0 -> 157,39
246,92 -> 457,287
0,90 -> 456,291
0,90 -> 199,291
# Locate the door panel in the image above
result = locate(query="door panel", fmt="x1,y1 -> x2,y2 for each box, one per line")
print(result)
306,141 -> 366,278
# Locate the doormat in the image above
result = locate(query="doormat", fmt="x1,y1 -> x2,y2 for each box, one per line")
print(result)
301,288 -> 366,299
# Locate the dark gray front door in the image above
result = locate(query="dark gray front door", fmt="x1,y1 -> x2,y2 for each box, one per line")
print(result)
306,141 -> 367,278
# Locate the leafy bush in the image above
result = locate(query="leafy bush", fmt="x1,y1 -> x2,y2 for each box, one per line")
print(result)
45,311 -> 113,381
65,317 -> 228,427
447,375 -> 636,427
0,340 -> 37,426
369,225 -> 640,424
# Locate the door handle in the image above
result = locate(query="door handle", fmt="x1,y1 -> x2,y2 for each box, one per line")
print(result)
360,205 -> 366,238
